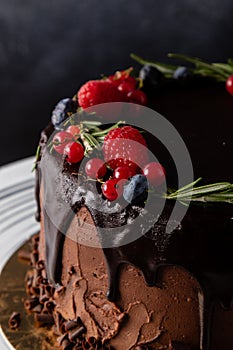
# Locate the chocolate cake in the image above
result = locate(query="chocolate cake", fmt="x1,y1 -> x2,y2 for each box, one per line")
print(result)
26,60 -> 233,350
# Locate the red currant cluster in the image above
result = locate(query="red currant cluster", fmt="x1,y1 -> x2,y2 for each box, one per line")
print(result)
85,159 -> 166,202
52,122 -> 166,202
52,125 -> 84,164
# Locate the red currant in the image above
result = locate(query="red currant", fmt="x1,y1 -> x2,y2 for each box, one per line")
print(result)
102,179 -> 118,201
85,158 -> 107,179
66,125 -> 81,139
52,131 -> 73,154
64,142 -> 84,164
102,179 -> 125,201
226,75 -> 233,96
113,166 -> 132,180
118,82 -> 135,94
127,90 -> 148,105
143,162 -> 166,186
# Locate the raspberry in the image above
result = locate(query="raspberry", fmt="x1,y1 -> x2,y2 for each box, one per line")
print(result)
77,80 -> 126,109
103,126 -> 148,172
107,69 -> 137,89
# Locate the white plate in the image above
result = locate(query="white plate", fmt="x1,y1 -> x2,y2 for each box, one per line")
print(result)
0,157 -> 40,350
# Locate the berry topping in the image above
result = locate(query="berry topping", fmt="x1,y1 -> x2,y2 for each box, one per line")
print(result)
173,66 -> 192,80
113,166 -> 132,180
77,68 -> 148,109
77,80 -> 125,109
102,179 -> 124,201
51,98 -> 77,129
123,174 -> 148,204
85,158 -> 107,179
127,90 -> 148,105
52,131 -> 73,154
139,64 -> 163,87
103,125 -> 148,173
226,75 -> 233,96
64,142 -> 84,164
143,162 -> 166,186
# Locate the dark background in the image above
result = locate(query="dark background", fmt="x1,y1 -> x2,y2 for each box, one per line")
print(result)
1,0 -> 233,166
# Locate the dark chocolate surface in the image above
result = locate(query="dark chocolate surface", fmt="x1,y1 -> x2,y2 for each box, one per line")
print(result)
36,79 -> 233,350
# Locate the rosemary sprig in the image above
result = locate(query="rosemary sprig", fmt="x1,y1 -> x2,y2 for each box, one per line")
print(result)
31,145 -> 41,172
131,52 -> 233,81
165,178 -> 233,204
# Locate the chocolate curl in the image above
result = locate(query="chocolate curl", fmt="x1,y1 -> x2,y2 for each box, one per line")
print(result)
30,250 -> 39,267
31,234 -> 39,248
81,340 -> 89,350
43,300 -> 56,313
29,285 -> 40,297
57,334 -> 74,350
68,326 -> 86,342
24,297 -> 40,311
45,284 -> 55,297
8,312 -> 21,330
25,274 -> 33,294
34,313 -> 54,327
36,275 -> 48,285
63,319 -> 79,332
52,312 -> 64,336
40,293 -> 49,304
31,304 -> 43,313
36,259 -> 45,271
87,337 -> 97,346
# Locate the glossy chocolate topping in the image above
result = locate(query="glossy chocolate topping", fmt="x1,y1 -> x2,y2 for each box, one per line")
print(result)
35,78 -> 233,350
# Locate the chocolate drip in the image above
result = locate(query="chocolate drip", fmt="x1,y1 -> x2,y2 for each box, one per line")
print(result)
35,123 -> 54,222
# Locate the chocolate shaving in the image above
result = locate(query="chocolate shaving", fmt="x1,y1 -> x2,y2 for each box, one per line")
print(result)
40,293 -> 49,304
43,300 -> 56,313
29,285 -> 40,296
31,304 -> 43,313
63,319 -> 79,332
59,335 -> 74,350
24,297 -> 40,311
36,259 -> 45,271
45,284 -> 55,296
68,326 -> 86,342
30,250 -> 39,266
8,312 -> 21,330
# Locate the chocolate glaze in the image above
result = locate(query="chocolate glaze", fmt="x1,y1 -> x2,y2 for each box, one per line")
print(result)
35,79 -> 233,350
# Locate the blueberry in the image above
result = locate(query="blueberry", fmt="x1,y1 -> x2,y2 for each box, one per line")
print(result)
139,65 -> 163,87
173,66 -> 192,80
51,98 -> 77,129
123,174 -> 148,205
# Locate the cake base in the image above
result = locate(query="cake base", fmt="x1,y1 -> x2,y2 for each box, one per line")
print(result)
0,241 -> 57,350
